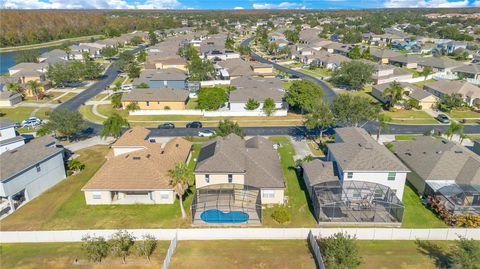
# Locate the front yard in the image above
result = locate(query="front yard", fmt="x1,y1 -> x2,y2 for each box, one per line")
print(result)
383,109 -> 438,124
298,67 -> 333,78
447,109 -> 480,120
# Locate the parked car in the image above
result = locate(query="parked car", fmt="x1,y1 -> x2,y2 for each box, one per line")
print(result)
121,85 -> 133,91
158,123 -> 175,129
21,117 -> 42,128
186,121 -> 203,128
198,129 -> 215,137
436,114 -> 450,124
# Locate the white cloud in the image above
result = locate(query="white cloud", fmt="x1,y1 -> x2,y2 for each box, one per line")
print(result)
252,2 -> 306,9
384,0 -> 469,8
472,0 -> 480,7
233,6 -> 244,9
2,0 -> 182,9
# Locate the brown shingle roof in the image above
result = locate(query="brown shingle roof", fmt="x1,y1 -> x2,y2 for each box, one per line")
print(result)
121,88 -> 189,102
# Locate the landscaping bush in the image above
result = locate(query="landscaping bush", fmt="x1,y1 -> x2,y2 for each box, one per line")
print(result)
271,205 -> 291,224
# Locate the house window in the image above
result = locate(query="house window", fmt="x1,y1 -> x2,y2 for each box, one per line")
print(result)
159,191 -> 170,200
262,190 -> 275,199
36,164 -> 41,172
92,192 -> 102,199
347,172 -> 353,179
205,174 -> 210,183
146,101 -> 150,106
388,172 -> 396,181
228,174 -> 233,183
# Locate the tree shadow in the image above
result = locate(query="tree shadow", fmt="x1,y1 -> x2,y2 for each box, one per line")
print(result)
415,240 -> 452,269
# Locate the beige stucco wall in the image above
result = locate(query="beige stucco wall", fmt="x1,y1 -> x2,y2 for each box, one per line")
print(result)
122,101 -> 186,110
152,190 -> 176,204
84,191 -> 112,205
418,95 -> 438,109
195,173 -> 245,188
260,188 -> 284,205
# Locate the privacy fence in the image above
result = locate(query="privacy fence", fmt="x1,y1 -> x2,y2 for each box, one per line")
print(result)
162,232 -> 178,269
1,228 -> 479,243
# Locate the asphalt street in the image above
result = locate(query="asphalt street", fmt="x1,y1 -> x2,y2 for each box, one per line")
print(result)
57,40 -> 480,137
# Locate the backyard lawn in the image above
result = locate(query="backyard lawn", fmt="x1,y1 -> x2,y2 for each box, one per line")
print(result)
0,107 -> 35,122
401,183 -> 447,228
357,240 -> 455,269
0,144 -> 201,230
1,241 -> 169,269
263,137 -> 317,227
169,240 -> 316,269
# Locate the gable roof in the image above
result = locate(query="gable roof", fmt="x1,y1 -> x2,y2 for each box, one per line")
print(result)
327,127 -> 410,172
83,129 -> 192,191
229,76 -> 284,103
418,57 -> 462,69
195,134 -> 284,188
303,159 -> 339,186
424,80 -> 480,99
121,88 -> 189,103
392,136 -> 480,185
452,64 -> 480,75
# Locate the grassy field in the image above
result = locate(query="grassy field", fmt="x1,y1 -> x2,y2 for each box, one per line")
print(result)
357,240 -> 455,269
0,144 -> 202,230
447,109 -> 480,119
170,240 -> 316,269
263,137 -> 317,227
0,35 -> 104,52
0,107 -> 35,122
401,183 -> 447,228
1,241 -> 169,269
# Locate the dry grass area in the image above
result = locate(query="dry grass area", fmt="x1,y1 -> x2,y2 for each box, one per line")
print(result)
169,240 -> 316,269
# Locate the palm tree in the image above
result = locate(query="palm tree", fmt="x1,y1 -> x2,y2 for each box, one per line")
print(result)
62,45 -> 72,60
168,163 -> 192,219
6,82 -> 23,95
27,80 -> 41,101
100,113 -> 130,139
420,66 -> 433,81
376,113 -> 392,141
446,121 -> 464,141
383,81 -> 404,109
126,102 -> 140,112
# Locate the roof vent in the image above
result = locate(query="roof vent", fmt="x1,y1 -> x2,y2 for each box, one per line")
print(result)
133,156 -> 141,160
176,144 -> 179,148
454,150 -> 463,154
146,154 -> 151,158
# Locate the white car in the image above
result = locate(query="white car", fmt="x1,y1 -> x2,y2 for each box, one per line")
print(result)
198,129 -> 215,137
121,85 -> 133,91
21,117 -> 42,128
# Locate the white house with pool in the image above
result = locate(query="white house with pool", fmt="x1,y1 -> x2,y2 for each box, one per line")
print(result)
192,134 -> 285,225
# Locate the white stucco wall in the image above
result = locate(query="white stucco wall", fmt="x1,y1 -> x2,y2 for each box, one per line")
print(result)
0,126 -> 17,141
152,190 -> 176,204
0,140 -> 25,154
112,146 -> 145,157
229,102 -> 283,112
260,188 -> 284,205
195,173 -> 245,188
0,153 -> 66,200
342,171 -> 407,201
84,191 -> 113,205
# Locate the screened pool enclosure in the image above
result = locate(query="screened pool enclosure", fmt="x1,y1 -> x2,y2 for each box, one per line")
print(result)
191,184 -> 262,225
312,180 -> 404,224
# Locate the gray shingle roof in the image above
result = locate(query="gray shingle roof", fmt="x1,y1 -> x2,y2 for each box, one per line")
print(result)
328,127 -> 410,172
302,159 -> 339,186
195,134 -> 285,188
229,76 -> 284,103
392,136 -> 480,185
0,119 -> 18,129
0,136 -> 63,181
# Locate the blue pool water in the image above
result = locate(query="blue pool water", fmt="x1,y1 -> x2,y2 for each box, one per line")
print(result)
200,209 -> 249,223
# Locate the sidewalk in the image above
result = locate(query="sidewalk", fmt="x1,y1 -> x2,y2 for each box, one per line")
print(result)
289,136 -> 311,160
65,136 -> 114,152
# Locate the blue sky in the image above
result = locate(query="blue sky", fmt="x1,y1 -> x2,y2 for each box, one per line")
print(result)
2,0 -> 480,9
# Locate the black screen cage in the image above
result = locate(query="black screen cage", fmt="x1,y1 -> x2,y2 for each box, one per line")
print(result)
191,183 -> 262,225
312,180 -> 404,224
433,183 -> 480,215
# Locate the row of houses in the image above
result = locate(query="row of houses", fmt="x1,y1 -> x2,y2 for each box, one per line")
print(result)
79,125 -> 479,225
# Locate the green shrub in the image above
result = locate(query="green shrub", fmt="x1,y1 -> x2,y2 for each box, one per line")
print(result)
271,205 -> 291,224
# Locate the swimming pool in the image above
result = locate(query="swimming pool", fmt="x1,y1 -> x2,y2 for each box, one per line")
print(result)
200,209 -> 249,223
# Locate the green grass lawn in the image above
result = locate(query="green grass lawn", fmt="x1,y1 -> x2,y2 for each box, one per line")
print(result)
79,105 -> 106,124
395,134 -> 421,141
357,240 -> 455,269
413,79 -> 434,88
35,107 -> 53,120
384,110 -> 438,124
0,144 -> 202,230
185,98 -> 198,109
298,67 -> 333,78
401,183 -> 447,228
447,109 -> 480,119
1,241 -> 169,269
0,107 -> 35,123
57,92 -> 77,103
336,87 -> 379,103
170,240 -> 316,269
23,91 -> 65,103
263,137 -> 317,227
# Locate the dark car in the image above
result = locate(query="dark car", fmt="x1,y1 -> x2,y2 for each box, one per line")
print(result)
186,121 -> 203,128
436,114 -> 450,124
158,123 -> 175,129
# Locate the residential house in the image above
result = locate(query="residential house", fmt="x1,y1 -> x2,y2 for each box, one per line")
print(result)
392,136 -> 480,215
326,127 -> 410,200
418,57 -> 462,72
301,127 -> 409,224
438,41 -> 467,54
229,76 -> 285,113
424,80 -> 480,106
8,62 -> 47,84
389,54 -> 422,69
473,139 -> 480,156
192,134 -> 285,224
0,135 -> 66,213
371,82 -> 438,109
0,119 -> 24,154
312,51 -> 351,70
452,64 -> 480,80
217,58 -> 254,80
249,63 -> 275,78
0,90 -> 22,107
38,49 -> 69,63
323,42 -> 353,56
121,88 -> 190,110
132,68 -> 187,90
360,60 -> 413,85
370,48 -> 402,64
82,127 -> 192,205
